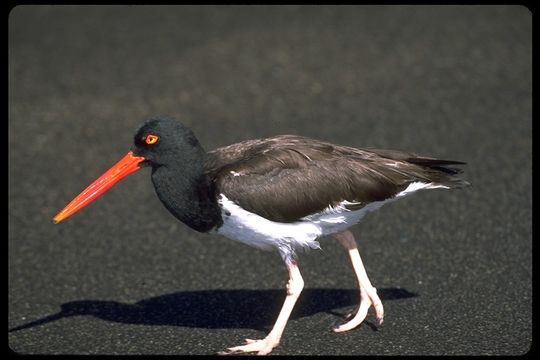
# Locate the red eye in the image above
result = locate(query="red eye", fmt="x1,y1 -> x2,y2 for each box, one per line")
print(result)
145,134 -> 159,145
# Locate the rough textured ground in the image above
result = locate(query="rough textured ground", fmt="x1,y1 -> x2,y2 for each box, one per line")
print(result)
9,5 -> 531,355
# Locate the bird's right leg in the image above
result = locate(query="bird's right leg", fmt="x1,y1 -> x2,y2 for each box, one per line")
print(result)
218,259 -> 304,355
332,230 -> 384,332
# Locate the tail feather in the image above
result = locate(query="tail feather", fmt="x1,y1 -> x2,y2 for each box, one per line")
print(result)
365,148 -> 470,189
407,157 -> 470,189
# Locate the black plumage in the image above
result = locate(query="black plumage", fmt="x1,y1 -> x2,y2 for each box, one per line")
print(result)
206,135 -> 468,223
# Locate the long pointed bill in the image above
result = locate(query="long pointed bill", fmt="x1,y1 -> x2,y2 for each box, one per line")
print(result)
53,151 -> 145,224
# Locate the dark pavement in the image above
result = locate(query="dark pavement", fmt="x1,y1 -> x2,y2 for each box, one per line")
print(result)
8,5 -> 531,355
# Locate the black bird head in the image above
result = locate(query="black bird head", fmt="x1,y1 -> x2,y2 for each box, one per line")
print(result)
53,117 -> 205,224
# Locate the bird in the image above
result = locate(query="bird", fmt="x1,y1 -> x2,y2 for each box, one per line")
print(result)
53,117 -> 469,355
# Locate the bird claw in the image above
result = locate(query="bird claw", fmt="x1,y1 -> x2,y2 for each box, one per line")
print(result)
218,337 -> 279,355
333,286 -> 384,332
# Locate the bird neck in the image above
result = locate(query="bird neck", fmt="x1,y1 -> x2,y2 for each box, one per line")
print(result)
151,160 -> 222,233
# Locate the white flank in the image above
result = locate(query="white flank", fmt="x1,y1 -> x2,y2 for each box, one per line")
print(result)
215,182 -> 447,263
394,181 -> 449,197
301,199 -> 392,235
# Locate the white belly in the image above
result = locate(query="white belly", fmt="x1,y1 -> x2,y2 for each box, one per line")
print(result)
214,194 -> 385,264
215,194 -> 322,264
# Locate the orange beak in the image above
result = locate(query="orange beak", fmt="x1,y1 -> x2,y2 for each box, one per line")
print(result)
53,151 -> 145,224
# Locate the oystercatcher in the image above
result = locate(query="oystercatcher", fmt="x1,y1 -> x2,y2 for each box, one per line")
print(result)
53,117 -> 469,355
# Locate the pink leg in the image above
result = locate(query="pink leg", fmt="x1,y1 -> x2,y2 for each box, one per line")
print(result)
219,260 -> 304,355
333,230 -> 384,332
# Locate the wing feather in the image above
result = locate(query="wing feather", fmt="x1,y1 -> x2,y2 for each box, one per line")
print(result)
204,135 -> 467,222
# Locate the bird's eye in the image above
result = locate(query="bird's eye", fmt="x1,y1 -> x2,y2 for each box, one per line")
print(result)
145,134 -> 159,145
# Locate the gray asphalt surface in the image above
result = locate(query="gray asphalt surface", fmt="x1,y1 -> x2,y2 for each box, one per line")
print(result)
8,5 -> 531,355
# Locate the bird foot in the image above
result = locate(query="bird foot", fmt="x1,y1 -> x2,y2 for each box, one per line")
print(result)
333,286 -> 384,332
218,337 -> 279,356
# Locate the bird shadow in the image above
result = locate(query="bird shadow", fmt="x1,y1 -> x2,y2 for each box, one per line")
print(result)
9,288 -> 416,333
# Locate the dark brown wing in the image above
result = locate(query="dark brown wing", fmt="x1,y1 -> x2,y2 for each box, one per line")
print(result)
205,135 -> 467,223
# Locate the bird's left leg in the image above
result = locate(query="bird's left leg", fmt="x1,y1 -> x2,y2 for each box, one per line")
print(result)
219,260 -> 304,355
333,230 -> 384,332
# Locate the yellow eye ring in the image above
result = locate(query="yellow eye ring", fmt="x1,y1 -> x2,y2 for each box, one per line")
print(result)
145,134 -> 159,145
